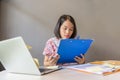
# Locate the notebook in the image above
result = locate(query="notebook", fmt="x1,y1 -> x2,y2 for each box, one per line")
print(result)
57,39 -> 93,64
0,37 -> 62,75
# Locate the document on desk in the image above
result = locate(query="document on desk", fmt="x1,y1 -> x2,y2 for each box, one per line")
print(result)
66,63 -> 120,75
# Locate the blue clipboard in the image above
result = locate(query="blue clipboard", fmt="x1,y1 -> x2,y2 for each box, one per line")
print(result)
57,39 -> 93,64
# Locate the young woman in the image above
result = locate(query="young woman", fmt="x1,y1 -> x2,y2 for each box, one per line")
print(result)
43,14 -> 85,66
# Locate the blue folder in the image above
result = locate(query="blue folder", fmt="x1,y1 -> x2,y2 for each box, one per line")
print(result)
57,39 -> 93,64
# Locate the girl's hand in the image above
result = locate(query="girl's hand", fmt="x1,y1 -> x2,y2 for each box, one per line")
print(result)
74,54 -> 85,64
44,54 -> 60,66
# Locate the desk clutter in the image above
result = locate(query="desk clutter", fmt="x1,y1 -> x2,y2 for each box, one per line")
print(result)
66,60 -> 120,76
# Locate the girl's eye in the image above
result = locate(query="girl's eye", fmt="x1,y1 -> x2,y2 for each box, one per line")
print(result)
69,28 -> 73,31
64,27 -> 67,30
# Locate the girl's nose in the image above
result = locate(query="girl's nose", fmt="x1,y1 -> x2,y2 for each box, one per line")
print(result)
66,29 -> 70,34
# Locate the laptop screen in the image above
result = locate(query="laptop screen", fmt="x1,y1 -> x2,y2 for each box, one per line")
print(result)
0,37 -> 40,75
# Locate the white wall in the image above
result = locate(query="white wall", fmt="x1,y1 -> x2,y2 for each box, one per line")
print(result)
1,0 -> 120,65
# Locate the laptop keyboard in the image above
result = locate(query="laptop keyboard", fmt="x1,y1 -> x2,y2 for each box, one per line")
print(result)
39,68 -> 53,72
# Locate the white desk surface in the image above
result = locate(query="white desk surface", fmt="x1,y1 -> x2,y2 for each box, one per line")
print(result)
0,68 -> 120,80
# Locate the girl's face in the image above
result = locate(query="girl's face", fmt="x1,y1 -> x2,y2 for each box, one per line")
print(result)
60,20 -> 74,39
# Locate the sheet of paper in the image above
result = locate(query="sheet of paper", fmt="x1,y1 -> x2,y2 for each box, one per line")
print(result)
66,63 -> 116,74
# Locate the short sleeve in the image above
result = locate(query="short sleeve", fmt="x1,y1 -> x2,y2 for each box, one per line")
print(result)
42,38 -> 57,56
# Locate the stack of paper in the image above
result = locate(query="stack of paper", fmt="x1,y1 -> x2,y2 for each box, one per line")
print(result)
66,62 -> 120,75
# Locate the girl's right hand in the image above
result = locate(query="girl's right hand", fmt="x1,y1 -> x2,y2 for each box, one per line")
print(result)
44,54 -> 60,66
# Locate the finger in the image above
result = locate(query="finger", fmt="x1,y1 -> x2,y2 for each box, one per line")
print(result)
51,53 -> 56,57
44,55 -> 50,62
49,58 -> 58,65
75,56 -> 82,61
74,56 -> 85,64
81,54 -> 85,60
50,53 -> 58,60
48,56 -> 53,61
80,54 -> 84,57
50,55 -> 59,61
80,54 -> 85,59
74,58 -> 81,63
55,55 -> 60,59
75,56 -> 80,59
49,54 -> 60,64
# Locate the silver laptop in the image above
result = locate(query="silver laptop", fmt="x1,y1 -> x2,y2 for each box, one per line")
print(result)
0,37 -> 62,75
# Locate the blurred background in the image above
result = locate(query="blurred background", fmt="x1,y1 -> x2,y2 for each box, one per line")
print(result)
0,0 -> 120,68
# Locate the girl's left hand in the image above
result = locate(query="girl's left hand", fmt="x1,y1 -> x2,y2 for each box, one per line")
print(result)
74,54 -> 85,64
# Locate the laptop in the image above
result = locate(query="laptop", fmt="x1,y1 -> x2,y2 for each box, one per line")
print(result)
0,37 -> 62,75
57,39 -> 93,64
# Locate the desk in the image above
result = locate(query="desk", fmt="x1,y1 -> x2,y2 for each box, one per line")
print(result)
0,69 -> 120,80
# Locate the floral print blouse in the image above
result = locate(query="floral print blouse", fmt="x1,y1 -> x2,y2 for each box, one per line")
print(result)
43,37 -> 60,56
